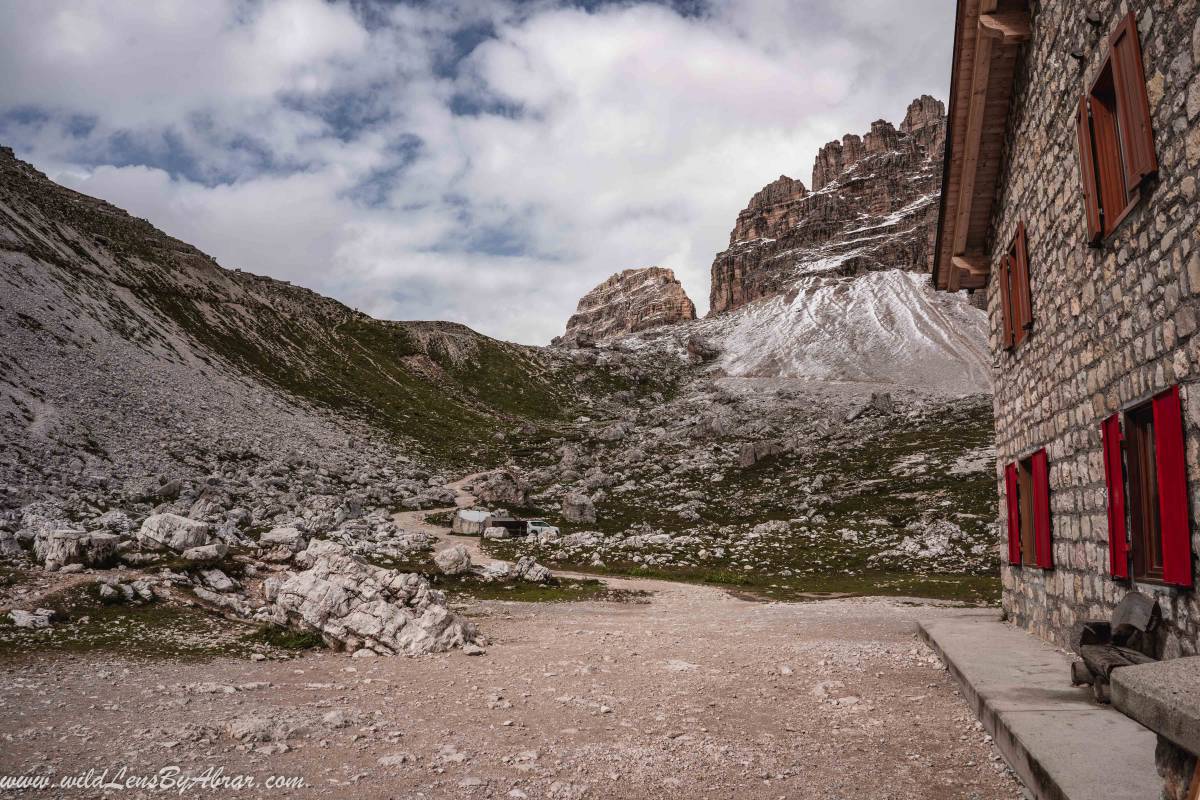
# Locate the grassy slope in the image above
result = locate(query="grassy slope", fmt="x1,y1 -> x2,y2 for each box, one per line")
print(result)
486,396 -> 1001,603
0,149 -> 660,468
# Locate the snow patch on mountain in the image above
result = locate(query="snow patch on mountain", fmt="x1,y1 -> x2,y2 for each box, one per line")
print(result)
695,270 -> 990,394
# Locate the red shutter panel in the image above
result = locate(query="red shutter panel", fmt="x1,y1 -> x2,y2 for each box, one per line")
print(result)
1109,12 -> 1158,190
1076,97 -> 1102,244
999,255 -> 1015,350
1005,463 -> 1021,565
1014,222 -> 1033,335
1152,386 -> 1193,587
1031,449 -> 1053,569
1101,414 -> 1129,579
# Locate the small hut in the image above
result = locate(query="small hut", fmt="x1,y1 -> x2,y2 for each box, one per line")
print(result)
451,508 -> 493,535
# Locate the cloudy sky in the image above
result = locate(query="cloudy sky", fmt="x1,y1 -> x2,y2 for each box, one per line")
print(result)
0,0 -> 953,345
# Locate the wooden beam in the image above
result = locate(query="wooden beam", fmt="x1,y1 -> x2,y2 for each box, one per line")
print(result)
948,251 -> 963,290
950,3 -> 996,263
979,11 -> 1031,45
952,254 -> 991,276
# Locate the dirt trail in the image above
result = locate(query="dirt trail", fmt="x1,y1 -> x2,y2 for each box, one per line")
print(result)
393,473 -> 684,594
392,472 -> 496,568
0,475 -> 1023,800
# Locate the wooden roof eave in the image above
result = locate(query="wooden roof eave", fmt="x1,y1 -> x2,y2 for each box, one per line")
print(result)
932,0 -> 1030,293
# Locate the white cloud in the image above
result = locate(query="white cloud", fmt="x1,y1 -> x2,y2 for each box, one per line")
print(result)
0,0 -> 952,345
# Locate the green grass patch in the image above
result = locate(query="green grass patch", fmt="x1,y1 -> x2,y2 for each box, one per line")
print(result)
0,582 -> 268,661
247,624 -> 324,651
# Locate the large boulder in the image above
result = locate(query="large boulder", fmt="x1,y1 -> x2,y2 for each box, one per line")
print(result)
138,514 -> 213,552
9,608 -> 54,629
33,529 -> 120,570
561,492 -> 597,524
737,440 -> 787,468
258,526 -> 307,562
180,542 -> 229,563
512,556 -> 552,583
471,470 -> 529,506
262,540 -> 476,656
434,545 -> 472,576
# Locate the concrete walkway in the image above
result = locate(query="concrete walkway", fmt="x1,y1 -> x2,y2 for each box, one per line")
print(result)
918,610 -> 1160,800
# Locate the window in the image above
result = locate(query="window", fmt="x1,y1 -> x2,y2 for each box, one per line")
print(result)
1125,403 -> 1164,580
1004,449 -> 1052,568
1100,386 -> 1194,587
999,222 -> 1033,350
1076,12 -> 1158,243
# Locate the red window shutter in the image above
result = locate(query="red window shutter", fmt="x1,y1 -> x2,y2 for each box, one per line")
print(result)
1013,222 -> 1033,335
1076,97 -> 1102,244
998,255 -> 1015,350
1005,462 -> 1021,565
1101,414 -> 1129,579
1109,12 -> 1158,190
1152,386 -> 1193,587
1031,449 -> 1053,569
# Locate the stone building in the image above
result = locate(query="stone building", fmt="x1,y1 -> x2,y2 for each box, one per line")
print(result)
931,0 -> 1200,659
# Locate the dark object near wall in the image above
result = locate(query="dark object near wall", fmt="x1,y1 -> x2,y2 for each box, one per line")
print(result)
1069,591 -> 1161,703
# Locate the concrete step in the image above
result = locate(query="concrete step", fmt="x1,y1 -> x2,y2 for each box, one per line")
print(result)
918,610 -> 1160,800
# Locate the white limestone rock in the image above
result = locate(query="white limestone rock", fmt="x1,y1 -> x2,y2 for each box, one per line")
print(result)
138,514 -> 213,552
258,526 -> 307,562
262,540 -> 476,656
9,608 -> 54,628
512,556 -> 552,583
180,542 -> 229,562
434,545 -> 472,576
561,492 -> 597,524
33,529 -> 120,570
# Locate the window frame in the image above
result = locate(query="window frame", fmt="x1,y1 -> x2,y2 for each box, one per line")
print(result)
1124,401 -> 1165,582
1005,448 -> 1053,570
1085,60 -> 1141,238
1102,386 -> 1194,589
1015,455 -> 1037,567
1006,222 -> 1033,350
1077,12 -> 1158,245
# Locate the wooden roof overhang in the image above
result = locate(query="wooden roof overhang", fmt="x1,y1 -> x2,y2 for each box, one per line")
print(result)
932,0 -> 1030,292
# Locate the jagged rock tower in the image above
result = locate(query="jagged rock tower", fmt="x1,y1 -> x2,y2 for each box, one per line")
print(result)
557,267 -> 696,345
709,95 -> 947,316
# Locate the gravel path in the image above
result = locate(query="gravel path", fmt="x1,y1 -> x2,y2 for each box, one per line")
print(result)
0,487 -> 1023,799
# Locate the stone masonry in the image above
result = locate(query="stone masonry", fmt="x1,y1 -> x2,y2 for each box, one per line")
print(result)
991,1 -> 1200,655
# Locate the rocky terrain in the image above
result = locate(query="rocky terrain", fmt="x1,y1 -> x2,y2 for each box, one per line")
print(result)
0,89 -> 995,653
0,88 -> 1008,794
557,267 -> 696,346
709,95 -> 948,316
0,145 -> 661,660
0,580 -> 1021,799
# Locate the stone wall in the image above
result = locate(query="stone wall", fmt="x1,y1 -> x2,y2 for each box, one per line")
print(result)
990,0 -> 1200,655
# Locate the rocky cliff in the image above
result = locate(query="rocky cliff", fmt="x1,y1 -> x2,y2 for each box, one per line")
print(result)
709,95 -> 947,316
558,267 -> 696,345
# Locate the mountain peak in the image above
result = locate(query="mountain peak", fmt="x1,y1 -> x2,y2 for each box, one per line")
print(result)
557,266 -> 696,345
710,96 -> 947,316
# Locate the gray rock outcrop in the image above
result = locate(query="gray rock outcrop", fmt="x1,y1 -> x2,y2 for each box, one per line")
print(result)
138,514 -> 213,552
263,540 -> 476,656
559,267 -> 696,344
33,529 -> 120,570
561,492 -> 597,524
434,545 -> 472,576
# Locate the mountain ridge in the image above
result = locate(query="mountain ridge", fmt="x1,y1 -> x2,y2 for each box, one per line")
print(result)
709,95 -> 948,317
